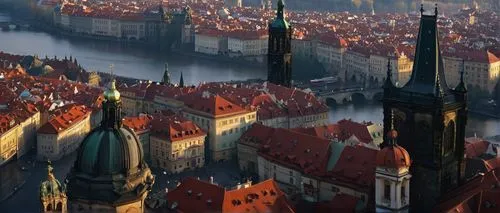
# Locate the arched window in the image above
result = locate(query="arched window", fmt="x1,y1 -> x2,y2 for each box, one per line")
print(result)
443,121 -> 456,154
47,204 -> 53,211
56,202 -> 63,211
273,38 -> 277,52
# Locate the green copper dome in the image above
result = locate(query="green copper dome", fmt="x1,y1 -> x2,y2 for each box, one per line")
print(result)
66,81 -> 154,205
77,127 -> 142,175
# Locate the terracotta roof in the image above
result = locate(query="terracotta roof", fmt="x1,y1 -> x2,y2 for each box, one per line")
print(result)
150,114 -> 206,142
327,145 -> 378,188
239,123 -> 276,149
376,144 -> 411,169
433,171 -> 500,213
222,179 -> 295,213
181,92 -> 248,117
258,128 -> 331,175
465,137 -> 490,159
291,124 -> 341,140
166,177 -> 225,213
122,114 -> 153,135
37,105 -> 90,134
336,119 -> 373,143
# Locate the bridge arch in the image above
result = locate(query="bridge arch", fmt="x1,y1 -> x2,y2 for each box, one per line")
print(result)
325,97 -> 337,107
351,92 -> 366,104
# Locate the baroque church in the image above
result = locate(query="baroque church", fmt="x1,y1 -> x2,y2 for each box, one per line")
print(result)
40,80 -> 155,213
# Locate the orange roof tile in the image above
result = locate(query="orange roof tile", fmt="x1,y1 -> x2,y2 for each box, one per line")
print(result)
222,179 -> 295,213
37,105 -> 90,134
166,177 -> 225,213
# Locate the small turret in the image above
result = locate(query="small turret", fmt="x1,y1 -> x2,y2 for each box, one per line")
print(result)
40,161 -> 67,213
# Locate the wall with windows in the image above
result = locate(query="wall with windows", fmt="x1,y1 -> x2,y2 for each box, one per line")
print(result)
0,124 -> 19,166
150,135 -> 206,173
183,111 -> 257,162
37,115 -> 91,161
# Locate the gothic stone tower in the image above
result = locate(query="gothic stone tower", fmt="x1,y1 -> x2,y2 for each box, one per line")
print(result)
267,0 -> 292,88
381,5 -> 467,212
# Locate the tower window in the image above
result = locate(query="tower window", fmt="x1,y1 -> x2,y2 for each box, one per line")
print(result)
384,181 -> 391,201
443,121 -> 456,155
401,185 -> 406,200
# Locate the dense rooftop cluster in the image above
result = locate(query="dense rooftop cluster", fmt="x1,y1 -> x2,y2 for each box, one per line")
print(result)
0,67 -> 103,134
55,0 -> 499,60
120,80 -> 328,119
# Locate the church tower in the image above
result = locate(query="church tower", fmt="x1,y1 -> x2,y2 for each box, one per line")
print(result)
382,5 -> 467,212
162,63 -> 171,85
267,0 -> 292,88
40,161 -> 67,213
375,110 -> 411,212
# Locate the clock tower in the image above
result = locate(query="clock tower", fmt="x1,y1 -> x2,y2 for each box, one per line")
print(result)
381,5 -> 467,212
267,0 -> 292,88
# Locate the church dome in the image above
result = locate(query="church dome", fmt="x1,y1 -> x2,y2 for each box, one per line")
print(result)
66,79 -> 154,205
376,130 -> 411,169
76,126 -> 142,175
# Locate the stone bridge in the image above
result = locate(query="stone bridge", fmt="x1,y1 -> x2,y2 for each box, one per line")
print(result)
317,88 -> 383,106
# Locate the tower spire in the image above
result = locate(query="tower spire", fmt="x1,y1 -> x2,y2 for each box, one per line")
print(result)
434,3 -> 438,16
387,109 -> 398,146
277,0 -> 284,19
420,3 -> 424,15
384,59 -> 393,88
47,160 -> 54,181
102,79 -> 122,129
163,63 -> 170,85
179,72 -> 184,87
455,59 -> 467,92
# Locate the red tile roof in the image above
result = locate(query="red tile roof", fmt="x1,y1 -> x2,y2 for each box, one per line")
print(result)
222,179 -> 295,213
166,177 -> 225,213
258,128 -> 331,175
181,92 -> 248,117
37,105 -> 90,134
150,113 -> 206,142
433,171 -> 500,213
327,145 -> 378,189
465,137 -> 490,159
291,124 -> 341,140
239,123 -> 276,149
122,114 -> 153,135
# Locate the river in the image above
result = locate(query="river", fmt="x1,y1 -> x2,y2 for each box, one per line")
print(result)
0,12 -> 498,137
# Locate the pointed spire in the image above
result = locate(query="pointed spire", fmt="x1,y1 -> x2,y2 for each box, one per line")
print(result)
387,109 -> 398,146
277,0 -> 285,19
455,59 -> 467,92
179,72 -> 184,87
384,59 -> 393,89
163,63 -> 170,85
47,160 -> 54,181
420,4 -> 424,15
102,79 -> 122,129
